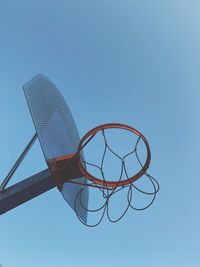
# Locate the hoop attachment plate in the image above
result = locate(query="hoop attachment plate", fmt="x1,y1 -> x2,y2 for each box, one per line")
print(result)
48,155 -> 82,189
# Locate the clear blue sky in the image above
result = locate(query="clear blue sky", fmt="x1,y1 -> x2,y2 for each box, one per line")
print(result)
0,1 -> 199,266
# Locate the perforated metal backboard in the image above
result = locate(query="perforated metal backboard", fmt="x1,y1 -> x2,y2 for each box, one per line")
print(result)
23,74 -> 88,222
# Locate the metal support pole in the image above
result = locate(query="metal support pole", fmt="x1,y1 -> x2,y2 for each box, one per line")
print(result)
0,133 -> 37,191
0,169 -> 56,215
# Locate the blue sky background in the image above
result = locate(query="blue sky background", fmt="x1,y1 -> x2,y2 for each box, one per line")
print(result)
0,1 -> 199,266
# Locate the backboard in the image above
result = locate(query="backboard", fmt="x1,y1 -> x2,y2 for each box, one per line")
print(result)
23,74 -> 88,223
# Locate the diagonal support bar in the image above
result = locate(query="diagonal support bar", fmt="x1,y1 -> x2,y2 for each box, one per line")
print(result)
0,133 -> 37,191
0,169 -> 56,215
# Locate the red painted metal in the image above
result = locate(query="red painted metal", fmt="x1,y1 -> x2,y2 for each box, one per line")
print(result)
49,123 -> 151,190
77,123 -> 151,189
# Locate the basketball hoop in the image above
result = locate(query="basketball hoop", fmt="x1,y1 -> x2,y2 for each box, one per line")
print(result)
0,73 -> 159,227
73,123 -> 159,226
49,123 -> 159,227
77,123 -> 151,189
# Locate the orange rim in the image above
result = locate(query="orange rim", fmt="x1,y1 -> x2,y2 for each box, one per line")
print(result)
77,123 -> 151,189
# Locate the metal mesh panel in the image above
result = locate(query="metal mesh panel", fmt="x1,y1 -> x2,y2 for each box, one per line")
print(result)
23,74 -> 88,222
